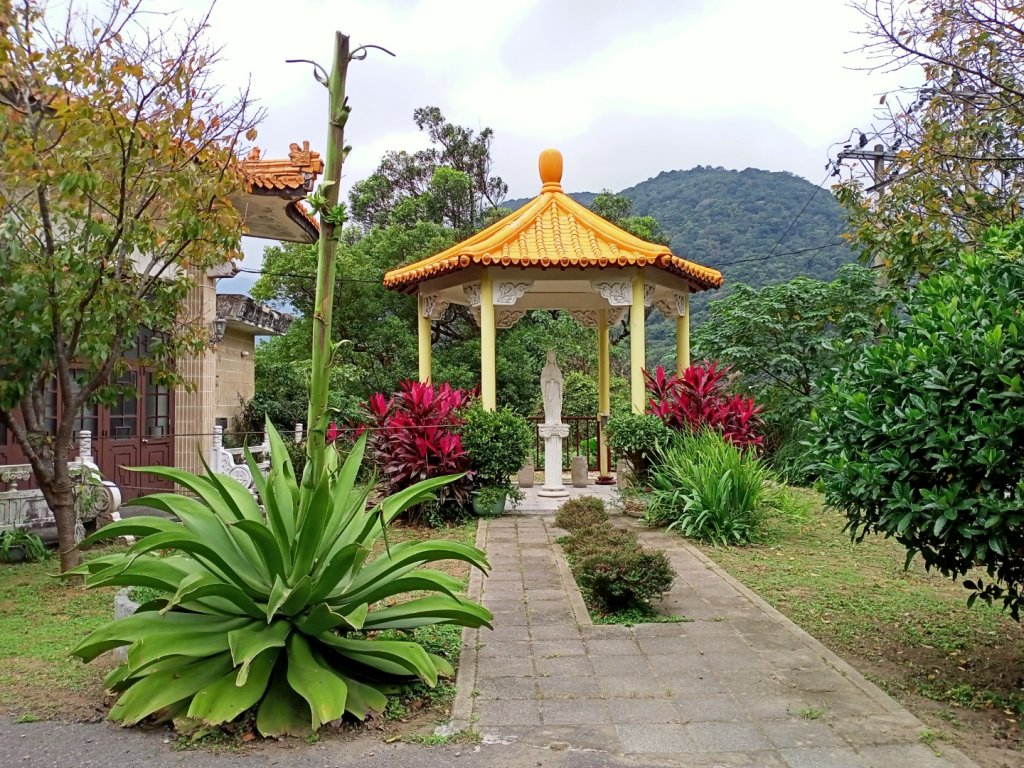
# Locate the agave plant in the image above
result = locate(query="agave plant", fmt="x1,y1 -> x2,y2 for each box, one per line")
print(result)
68,425 -> 492,737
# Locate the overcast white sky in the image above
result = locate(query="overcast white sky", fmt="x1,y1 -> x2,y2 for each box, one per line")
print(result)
127,0 -> 913,279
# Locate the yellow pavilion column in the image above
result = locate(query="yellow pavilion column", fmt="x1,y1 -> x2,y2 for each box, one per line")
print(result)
597,308 -> 614,484
676,287 -> 690,375
417,293 -> 432,383
480,272 -> 496,411
630,273 -> 646,414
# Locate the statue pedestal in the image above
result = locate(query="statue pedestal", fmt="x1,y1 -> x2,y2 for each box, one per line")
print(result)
537,423 -> 570,498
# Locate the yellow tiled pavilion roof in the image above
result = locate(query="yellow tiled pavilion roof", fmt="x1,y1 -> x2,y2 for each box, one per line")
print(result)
383,149 -> 723,293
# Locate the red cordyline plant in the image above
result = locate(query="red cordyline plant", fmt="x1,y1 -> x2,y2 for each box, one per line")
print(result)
362,380 -> 474,507
645,362 -> 764,449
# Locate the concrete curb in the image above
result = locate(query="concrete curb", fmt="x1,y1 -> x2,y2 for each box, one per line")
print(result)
446,518 -> 488,732
544,520 -> 593,627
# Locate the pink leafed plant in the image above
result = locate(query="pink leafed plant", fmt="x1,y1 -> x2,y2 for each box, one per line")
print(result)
644,362 -> 764,449
361,380 -> 474,508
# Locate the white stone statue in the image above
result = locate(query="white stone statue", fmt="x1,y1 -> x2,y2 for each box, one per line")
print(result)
538,350 -> 570,497
540,350 -> 564,425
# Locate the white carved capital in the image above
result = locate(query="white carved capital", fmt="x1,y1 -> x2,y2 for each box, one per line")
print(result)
494,281 -> 533,306
590,280 -> 632,306
463,282 -> 482,307
569,310 -> 599,328
644,283 -> 655,307
496,310 -> 525,329
655,291 -> 689,320
421,293 -> 449,320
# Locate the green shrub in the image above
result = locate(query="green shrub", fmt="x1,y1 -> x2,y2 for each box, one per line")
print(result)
767,421 -> 817,487
605,412 -> 671,483
646,430 -> 774,545
560,524 -> 638,560
553,496 -> 608,532
68,425 -> 492,738
813,223 -> 1024,618
574,547 -> 675,613
0,529 -> 49,562
460,405 -> 533,485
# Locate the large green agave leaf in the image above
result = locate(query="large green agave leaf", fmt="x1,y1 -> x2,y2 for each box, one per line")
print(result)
121,529 -> 268,597
263,465 -> 296,560
256,669 -> 312,738
320,474 -> 459,562
199,458 -> 266,524
316,434 -> 368,561
161,572 -> 265,620
266,421 -> 300,508
125,466 -> 254,524
344,569 -> 465,606
73,612 -> 246,663
290,470 -> 333,583
110,652 -> 234,727
78,516 -> 186,547
362,595 -> 493,631
124,616 -> 250,673
341,541 -> 489,605
243,445 -> 267,500
335,672 -> 388,720
227,619 -> 292,676
286,633 -> 348,730
293,603 -> 368,635
318,636 -> 439,686
308,543 -> 369,603
128,493 -> 269,588
81,553 -> 201,592
137,490 -> 266,570
230,519 -> 287,581
187,647 -> 278,725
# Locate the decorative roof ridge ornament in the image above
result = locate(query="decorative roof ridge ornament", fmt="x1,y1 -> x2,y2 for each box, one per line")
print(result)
538,148 -> 563,193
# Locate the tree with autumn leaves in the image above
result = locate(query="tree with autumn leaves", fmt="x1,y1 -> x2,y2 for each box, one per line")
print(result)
0,0 -> 259,571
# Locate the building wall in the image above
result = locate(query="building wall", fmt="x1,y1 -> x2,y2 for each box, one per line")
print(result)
174,274 -> 217,475
215,326 -> 256,431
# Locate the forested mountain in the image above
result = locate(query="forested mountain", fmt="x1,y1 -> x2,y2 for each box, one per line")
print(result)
508,166 -> 855,289
508,166 -> 856,364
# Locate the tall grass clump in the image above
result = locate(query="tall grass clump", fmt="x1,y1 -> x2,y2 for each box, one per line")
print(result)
646,429 -> 776,545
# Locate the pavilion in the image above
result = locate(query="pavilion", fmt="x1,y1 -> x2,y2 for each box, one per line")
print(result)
383,149 -> 723,480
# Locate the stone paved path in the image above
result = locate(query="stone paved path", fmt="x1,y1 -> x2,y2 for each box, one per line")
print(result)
451,514 -> 978,767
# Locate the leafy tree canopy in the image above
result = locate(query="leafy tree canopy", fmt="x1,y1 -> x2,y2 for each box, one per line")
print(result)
835,0 -> 1024,286
814,221 -> 1024,619
0,0 -> 258,570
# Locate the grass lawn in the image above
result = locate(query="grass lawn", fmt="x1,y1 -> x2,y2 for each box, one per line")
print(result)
0,518 -> 480,736
697,487 -> 1024,767
0,547 -> 119,721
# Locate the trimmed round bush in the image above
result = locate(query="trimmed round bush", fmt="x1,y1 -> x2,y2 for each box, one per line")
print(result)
574,548 -> 675,613
560,525 -> 639,561
554,496 -> 608,532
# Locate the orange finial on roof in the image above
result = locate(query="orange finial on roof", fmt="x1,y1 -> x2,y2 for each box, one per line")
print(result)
539,148 -> 563,192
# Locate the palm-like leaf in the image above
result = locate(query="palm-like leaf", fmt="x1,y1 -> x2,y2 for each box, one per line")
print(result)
70,424 -> 491,737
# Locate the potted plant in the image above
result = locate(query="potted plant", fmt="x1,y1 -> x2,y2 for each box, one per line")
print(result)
461,404 -> 534,516
0,528 -> 49,564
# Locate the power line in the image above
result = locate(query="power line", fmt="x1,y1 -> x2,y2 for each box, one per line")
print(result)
712,238 -> 847,269
746,170 -> 833,284
236,267 -> 381,283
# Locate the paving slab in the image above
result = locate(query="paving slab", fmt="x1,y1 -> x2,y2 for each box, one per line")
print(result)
451,511 -> 979,767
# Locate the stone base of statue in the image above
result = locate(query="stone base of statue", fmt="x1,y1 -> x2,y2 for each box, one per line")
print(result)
537,422 -> 570,497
